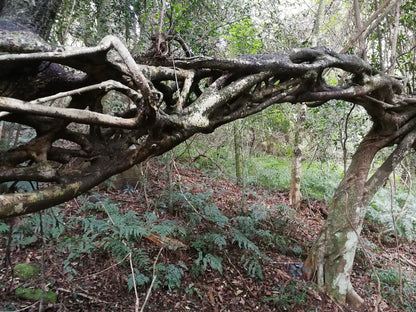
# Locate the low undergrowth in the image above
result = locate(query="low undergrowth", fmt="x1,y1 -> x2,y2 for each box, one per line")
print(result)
1,157 -> 415,311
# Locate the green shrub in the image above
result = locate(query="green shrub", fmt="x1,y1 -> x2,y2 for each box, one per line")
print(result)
366,187 -> 416,241
263,280 -> 309,310
371,267 -> 416,310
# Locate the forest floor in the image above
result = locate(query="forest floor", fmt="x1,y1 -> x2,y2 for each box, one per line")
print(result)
1,159 -> 415,312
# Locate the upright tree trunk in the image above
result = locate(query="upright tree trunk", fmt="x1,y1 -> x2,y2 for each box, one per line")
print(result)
233,121 -> 244,187
310,0 -> 325,46
353,0 -> 367,61
289,0 -> 324,208
304,124 -> 416,307
304,128 -> 382,307
388,0 -> 402,74
289,105 -> 305,208
167,151 -> 174,215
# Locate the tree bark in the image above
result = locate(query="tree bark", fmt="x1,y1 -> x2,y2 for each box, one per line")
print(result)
0,0 -> 62,40
289,105 -> 305,208
304,128 -> 381,306
388,0 -> 402,74
1,1 -> 416,307
233,121 -> 244,187
353,0 -> 367,61
304,123 -> 416,307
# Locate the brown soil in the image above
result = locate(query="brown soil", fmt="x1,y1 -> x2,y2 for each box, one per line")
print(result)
0,159 -> 415,312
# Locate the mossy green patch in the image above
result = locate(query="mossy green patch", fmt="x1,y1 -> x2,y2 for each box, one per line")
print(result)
15,287 -> 57,303
14,263 -> 40,280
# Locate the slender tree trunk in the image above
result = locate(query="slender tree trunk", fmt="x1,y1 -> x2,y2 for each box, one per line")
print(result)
375,0 -> 385,71
166,152 -> 174,214
233,121 -> 244,187
310,0 -> 325,46
289,105 -> 305,208
388,0 -> 402,74
304,128 -> 382,307
353,0 -> 367,61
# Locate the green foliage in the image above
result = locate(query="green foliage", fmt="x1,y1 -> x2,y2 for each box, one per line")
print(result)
164,262 -> 187,290
0,222 -> 9,233
245,154 -> 342,201
366,187 -> 416,241
15,287 -> 57,303
263,280 -> 308,310
371,267 -> 416,310
170,189 -> 276,279
306,101 -> 370,162
179,190 -> 229,227
127,268 -> 149,291
246,156 -> 291,190
224,17 -> 263,56
301,162 -> 342,201
0,207 -> 65,250
241,254 -> 263,279
191,232 -> 227,252
193,252 -> 223,275
231,228 -> 261,256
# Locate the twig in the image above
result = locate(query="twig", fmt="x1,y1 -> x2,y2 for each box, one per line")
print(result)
399,255 -> 416,268
139,163 -> 151,211
0,301 -> 39,312
140,247 -> 164,312
57,287 -> 111,304
192,153 -> 225,173
72,253 -> 129,281
38,212 -> 45,312
61,0 -> 77,44
29,80 -> 141,105
129,252 -> 140,312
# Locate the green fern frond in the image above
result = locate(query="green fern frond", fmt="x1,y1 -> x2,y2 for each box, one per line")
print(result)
231,229 -> 261,255
165,264 -> 185,289
127,268 -> 150,291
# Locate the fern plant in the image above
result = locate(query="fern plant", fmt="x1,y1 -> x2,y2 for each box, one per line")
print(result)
173,188 -> 275,280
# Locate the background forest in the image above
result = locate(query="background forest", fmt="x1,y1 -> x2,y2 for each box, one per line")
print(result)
1,0 -> 416,311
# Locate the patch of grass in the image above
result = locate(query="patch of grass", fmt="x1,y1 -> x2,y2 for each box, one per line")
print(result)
245,156 -> 341,201
301,161 -> 342,201
15,287 -> 57,303
246,156 -> 291,190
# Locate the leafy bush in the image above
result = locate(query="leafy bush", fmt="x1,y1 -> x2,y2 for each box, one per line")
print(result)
0,207 -> 65,250
263,280 -> 309,310
366,187 -> 416,241
371,267 -> 416,310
